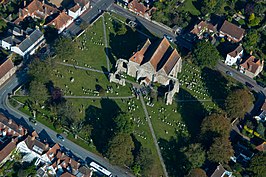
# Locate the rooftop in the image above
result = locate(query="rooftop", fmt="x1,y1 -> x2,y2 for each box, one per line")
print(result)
220,20 -> 245,41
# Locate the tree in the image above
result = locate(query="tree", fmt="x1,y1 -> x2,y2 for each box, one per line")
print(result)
207,136 -> 234,164
106,133 -> 135,166
135,147 -> 154,175
225,88 -> 253,120
248,152 -> 266,177
243,30 -> 260,52
200,113 -> 231,143
0,19 -> 7,32
114,113 -> 134,134
28,58 -> 51,83
29,80 -> 49,106
181,143 -> 206,169
187,168 -> 207,177
192,41 -> 220,68
56,100 -> 79,127
55,37 -> 75,60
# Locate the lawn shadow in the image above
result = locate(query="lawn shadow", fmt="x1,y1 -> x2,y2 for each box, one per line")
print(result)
201,67 -> 229,109
176,88 -> 207,137
84,99 -> 121,153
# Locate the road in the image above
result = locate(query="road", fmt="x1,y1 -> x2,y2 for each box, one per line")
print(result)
216,60 -> 266,115
67,0 -> 113,36
64,95 -> 134,99
0,71 -> 133,177
109,4 -> 176,40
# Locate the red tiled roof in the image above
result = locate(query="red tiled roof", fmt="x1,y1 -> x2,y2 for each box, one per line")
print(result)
0,139 -> 17,163
0,58 -> 14,79
240,56 -> 263,74
220,20 -> 245,41
129,39 -> 151,64
129,0 -> 147,14
46,143 -> 60,160
69,4 -> 80,12
60,172 -> 75,177
191,21 -> 216,35
162,49 -> 181,75
255,142 -> 266,152
228,45 -> 243,58
149,37 -> 170,70
0,114 -> 25,136
24,135 -> 49,155
48,12 -> 72,30
19,0 -> 58,19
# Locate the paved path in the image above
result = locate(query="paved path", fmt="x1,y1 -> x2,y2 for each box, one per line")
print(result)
64,95 -> 134,99
58,62 -> 109,74
138,91 -> 169,177
102,15 -> 110,71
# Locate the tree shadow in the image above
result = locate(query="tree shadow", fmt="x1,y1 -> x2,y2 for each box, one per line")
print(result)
159,135 -> 191,177
101,66 -> 109,80
108,21 -> 149,61
104,47 -> 116,71
176,88 -> 207,137
201,67 -> 229,109
84,99 -> 121,153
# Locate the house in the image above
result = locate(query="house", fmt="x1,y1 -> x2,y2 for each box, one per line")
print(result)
0,114 -> 26,137
210,164 -> 233,177
239,56 -> 264,78
68,0 -> 90,19
0,114 -> 24,165
49,0 -> 63,8
47,12 -> 73,33
219,20 -> 245,42
15,0 -> 59,25
0,58 -> 16,86
0,138 -> 18,165
225,45 -> 243,66
128,0 -> 155,19
191,21 -> 217,39
255,142 -> 266,152
110,37 -> 182,105
16,135 -> 50,165
10,29 -> 45,57
254,102 -> 266,122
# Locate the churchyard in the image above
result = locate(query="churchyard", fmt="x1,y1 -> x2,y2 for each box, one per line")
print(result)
9,12 -> 237,176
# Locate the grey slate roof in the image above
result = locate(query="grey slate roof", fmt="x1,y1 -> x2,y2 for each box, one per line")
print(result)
17,29 -> 43,52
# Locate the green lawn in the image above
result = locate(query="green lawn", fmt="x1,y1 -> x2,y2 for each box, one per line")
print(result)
179,0 -> 200,16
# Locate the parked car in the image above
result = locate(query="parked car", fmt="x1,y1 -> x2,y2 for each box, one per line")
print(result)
29,117 -> 37,125
56,134 -> 65,141
163,34 -> 173,42
226,71 -> 233,76
245,82 -> 254,89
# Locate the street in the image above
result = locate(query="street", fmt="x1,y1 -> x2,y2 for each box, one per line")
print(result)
0,0 -> 265,177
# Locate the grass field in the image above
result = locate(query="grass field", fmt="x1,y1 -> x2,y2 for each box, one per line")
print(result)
179,0 -> 201,16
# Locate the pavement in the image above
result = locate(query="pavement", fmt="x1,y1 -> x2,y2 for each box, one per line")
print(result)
0,70 -> 133,177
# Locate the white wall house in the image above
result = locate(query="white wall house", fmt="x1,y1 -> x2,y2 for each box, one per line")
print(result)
68,4 -> 82,19
225,45 -> 243,66
16,136 -> 50,166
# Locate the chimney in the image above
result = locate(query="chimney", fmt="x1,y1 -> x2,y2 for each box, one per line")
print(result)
45,143 -> 49,149
31,135 -> 36,141
8,119 -> 12,124
24,0 -> 26,7
250,51 -> 253,55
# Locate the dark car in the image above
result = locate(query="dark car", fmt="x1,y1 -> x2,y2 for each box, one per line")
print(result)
29,117 -> 37,125
56,134 -> 65,141
226,71 -> 233,76
245,82 -> 254,89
